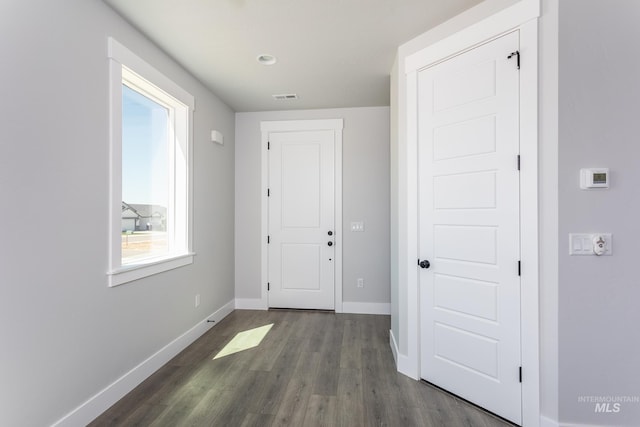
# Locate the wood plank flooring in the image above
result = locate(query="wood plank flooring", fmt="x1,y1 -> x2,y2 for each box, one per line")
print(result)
90,310 -> 513,426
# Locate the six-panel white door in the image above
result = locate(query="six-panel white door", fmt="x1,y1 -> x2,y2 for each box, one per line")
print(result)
418,31 -> 522,424
268,130 -> 335,310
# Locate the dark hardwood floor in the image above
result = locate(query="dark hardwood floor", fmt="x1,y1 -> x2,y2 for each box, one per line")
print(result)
90,310 -> 513,426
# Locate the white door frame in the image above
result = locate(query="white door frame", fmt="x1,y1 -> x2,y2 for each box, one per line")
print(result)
260,119 -> 344,313
404,1 -> 540,425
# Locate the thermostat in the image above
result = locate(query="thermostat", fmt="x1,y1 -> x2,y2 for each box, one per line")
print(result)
580,168 -> 609,189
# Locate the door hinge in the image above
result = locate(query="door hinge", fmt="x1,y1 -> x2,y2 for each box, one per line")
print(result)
518,261 -> 521,276
267,141 -> 270,150
267,188 -> 270,197
519,366 -> 523,382
508,50 -> 520,69
517,155 -> 521,171
268,282 -> 270,291
267,235 -> 270,244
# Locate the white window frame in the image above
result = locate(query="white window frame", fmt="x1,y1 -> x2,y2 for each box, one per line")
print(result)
107,37 -> 194,287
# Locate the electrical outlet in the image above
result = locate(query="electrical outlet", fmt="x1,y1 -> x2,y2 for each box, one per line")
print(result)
195,294 -> 200,307
357,278 -> 364,288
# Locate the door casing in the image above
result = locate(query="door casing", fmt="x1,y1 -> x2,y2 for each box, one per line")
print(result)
261,119 -> 344,313
402,1 -> 540,425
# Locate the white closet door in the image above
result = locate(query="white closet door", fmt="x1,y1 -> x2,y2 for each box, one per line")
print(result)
418,31 -> 522,424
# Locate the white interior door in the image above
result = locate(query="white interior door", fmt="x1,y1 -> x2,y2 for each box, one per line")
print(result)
268,129 -> 335,310
418,31 -> 522,424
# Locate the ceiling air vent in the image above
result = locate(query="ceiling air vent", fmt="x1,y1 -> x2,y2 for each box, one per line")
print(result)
272,94 -> 298,100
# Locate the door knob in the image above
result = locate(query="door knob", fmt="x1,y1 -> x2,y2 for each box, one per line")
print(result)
418,259 -> 430,269
328,241 -> 333,247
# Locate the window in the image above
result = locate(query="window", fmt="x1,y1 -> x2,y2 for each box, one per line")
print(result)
108,38 -> 194,286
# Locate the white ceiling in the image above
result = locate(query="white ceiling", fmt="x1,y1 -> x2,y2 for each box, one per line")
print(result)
104,0 -> 483,112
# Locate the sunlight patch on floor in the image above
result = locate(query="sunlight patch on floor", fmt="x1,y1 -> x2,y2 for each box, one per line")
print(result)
213,323 -> 274,360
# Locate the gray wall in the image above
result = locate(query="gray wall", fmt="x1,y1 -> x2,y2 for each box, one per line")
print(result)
558,0 -> 640,424
0,1 -> 235,425
235,107 -> 390,306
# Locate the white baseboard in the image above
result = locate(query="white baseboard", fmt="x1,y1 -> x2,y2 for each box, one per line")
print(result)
390,329 -> 399,365
342,302 -> 390,315
235,298 -> 267,310
234,299 -> 388,314
555,422 -> 605,427
389,329 -> 419,380
540,415 -> 560,427
52,300 -> 235,427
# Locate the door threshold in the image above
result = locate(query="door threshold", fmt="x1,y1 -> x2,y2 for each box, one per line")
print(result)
268,307 -> 335,314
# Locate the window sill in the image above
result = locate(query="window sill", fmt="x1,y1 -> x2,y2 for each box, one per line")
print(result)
108,252 -> 195,287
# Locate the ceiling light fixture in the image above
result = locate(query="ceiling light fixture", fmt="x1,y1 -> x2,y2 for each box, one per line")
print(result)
257,54 -> 277,65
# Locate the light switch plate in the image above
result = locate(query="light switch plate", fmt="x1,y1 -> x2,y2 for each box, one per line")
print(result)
350,221 -> 364,232
569,233 -> 612,256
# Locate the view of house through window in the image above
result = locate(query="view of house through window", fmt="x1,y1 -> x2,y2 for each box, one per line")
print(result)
108,37 -> 193,286
121,80 -> 171,263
